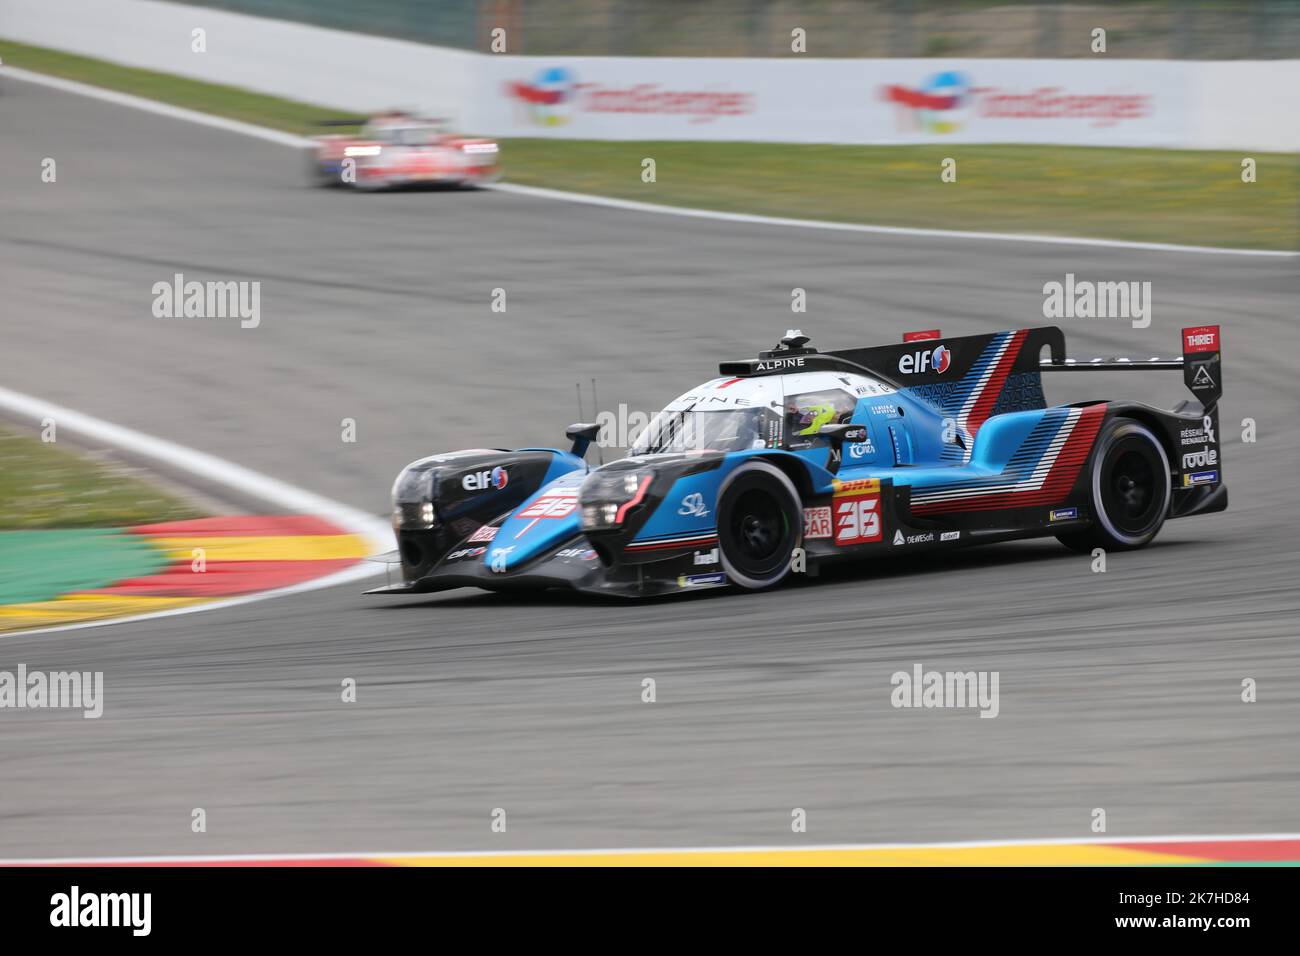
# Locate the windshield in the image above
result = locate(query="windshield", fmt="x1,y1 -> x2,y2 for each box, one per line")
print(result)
630,407 -> 780,456
369,125 -> 443,145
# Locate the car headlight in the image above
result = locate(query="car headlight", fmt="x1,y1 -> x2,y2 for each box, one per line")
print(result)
580,471 -> 650,531
391,463 -> 438,530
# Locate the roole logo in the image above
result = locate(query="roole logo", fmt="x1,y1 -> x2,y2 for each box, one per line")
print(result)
898,344 -> 951,375
463,466 -> 509,492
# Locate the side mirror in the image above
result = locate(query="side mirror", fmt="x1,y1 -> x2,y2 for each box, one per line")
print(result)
819,423 -> 867,448
566,422 -> 601,459
818,423 -> 867,472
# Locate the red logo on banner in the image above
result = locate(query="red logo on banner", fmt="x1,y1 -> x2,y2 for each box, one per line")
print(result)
1183,326 -> 1220,353
903,330 -> 942,342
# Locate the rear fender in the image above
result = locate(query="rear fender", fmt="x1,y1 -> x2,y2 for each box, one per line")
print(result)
1102,402 -> 1224,518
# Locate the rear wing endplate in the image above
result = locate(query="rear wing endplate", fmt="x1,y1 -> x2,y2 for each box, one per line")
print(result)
1040,325 -> 1222,411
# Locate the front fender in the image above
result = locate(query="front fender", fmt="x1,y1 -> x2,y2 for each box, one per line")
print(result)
621,450 -> 829,562
390,447 -> 586,581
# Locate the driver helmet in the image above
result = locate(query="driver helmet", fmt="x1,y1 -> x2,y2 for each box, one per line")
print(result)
793,401 -> 838,436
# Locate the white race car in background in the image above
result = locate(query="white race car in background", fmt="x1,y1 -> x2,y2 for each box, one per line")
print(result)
309,112 -> 500,190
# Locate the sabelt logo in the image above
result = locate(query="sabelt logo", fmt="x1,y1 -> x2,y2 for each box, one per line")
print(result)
463,466 -> 509,492
898,344 -> 951,375
1183,325 -> 1219,353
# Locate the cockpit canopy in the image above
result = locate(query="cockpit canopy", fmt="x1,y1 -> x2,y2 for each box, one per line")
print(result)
362,118 -> 448,145
628,370 -> 895,456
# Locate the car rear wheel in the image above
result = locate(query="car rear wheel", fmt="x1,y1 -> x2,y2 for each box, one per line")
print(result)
716,460 -> 802,590
1057,418 -> 1171,553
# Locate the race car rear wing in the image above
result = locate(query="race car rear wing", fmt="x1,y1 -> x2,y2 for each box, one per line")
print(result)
1039,325 -> 1222,411
723,325 -> 1220,417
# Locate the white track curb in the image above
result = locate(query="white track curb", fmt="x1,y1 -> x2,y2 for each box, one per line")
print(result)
0,385 -> 391,639
2,831 -> 1297,865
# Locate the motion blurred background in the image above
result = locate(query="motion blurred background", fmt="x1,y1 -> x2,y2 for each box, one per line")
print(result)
177,0 -> 1300,59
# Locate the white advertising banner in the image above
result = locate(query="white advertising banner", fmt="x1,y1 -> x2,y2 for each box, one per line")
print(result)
479,57 -> 1195,147
4,1 -> 1297,150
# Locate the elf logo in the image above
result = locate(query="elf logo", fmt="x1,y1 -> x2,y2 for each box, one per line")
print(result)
463,466 -> 509,492
446,547 -> 487,561
898,344 -> 951,375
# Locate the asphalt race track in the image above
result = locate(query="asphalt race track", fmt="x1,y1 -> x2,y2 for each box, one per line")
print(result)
1,77 -> 1297,858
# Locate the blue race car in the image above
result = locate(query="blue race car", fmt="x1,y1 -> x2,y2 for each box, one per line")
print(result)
367,326 -> 1224,598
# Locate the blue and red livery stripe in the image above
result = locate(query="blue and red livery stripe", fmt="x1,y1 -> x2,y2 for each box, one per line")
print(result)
911,404 -> 1105,514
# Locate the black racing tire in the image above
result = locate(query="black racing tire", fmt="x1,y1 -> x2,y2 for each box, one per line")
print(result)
1056,418 -> 1171,553
716,460 -> 803,590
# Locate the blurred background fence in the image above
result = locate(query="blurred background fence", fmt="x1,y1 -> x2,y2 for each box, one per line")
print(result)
175,0 -> 1300,58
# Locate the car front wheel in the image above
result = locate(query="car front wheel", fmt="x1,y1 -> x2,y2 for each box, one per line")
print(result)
716,460 -> 803,590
